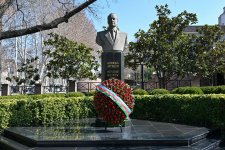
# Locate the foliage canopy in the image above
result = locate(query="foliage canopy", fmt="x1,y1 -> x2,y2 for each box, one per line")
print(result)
44,33 -> 99,81
126,5 -> 225,88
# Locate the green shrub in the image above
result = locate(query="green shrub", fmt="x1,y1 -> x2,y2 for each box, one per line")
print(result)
220,86 -> 225,94
0,95 -> 28,100
2,93 -> 225,134
65,92 -> 85,97
0,100 -> 15,129
200,86 -> 216,94
0,93 -> 65,100
131,94 -> 225,129
85,90 -> 96,96
0,92 -> 93,100
9,100 -> 33,126
149,89 -> 170,95
29,93 -> 65,99
201,86 -> 225,94
172,86 -> 203,94
0,96 -> 95,132
133,88 -> 149,95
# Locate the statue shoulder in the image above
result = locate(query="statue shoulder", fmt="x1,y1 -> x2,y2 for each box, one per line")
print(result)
96,30 -> 107,44
119,31 -> 127,36
97,30 -> 108,35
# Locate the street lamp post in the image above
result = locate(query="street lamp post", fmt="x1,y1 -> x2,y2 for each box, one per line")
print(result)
134,62 -> 145,89
141,63 -> 144,89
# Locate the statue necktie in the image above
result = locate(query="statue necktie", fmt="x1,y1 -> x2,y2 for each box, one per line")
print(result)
111,30 -> 116,41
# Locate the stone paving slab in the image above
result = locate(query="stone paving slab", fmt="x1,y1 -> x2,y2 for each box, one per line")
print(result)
4,118 -> 209,147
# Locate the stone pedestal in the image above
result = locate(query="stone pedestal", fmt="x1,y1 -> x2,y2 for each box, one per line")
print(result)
1,84 -> 9,96
35,84 -> 42,94
68,80 -> 76,92
101,51 -> 124,81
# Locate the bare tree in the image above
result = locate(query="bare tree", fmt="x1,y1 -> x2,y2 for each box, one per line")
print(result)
54,10 -> 100,52
0,0 -> 97,40
1,0 -> 105,85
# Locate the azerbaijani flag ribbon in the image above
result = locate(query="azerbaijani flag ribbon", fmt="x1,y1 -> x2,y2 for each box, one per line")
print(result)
96,84 -> 132,118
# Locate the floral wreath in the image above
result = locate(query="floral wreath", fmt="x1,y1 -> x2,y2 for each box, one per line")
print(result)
94,78 -> 135,126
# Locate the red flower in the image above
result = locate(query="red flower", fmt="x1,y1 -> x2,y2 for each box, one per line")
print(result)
94,78 -> 135,126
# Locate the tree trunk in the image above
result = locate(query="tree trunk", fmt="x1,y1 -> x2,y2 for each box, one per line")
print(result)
156,70 -> 166,89
158,77 -> 166,89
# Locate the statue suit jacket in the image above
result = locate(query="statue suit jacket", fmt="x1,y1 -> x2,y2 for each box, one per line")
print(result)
96,30 -> 128,51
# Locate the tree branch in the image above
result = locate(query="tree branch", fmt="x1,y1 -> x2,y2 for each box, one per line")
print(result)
0,0 -> 97,40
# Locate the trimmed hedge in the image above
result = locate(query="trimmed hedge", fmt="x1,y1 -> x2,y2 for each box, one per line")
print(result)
133,88 -> 149,95
200,86 -> 225,94
65,92 -> 85,98
131,95 -> 225,128
172,86 -> 203,94
1,94 -> 225,133
0,92 -> 85,100
84,90 -> 96,96
149,89 -> 170,95
0,95 -> 28,100
0,97 -> 96,132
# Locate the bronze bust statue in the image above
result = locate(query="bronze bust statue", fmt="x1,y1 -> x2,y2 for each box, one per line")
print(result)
96,13 -> 128,51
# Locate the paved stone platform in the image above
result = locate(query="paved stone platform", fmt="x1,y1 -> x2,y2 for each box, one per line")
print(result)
0,118 -> 222,150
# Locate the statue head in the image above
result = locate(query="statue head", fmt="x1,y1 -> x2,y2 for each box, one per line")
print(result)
107,13 -> 118,29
